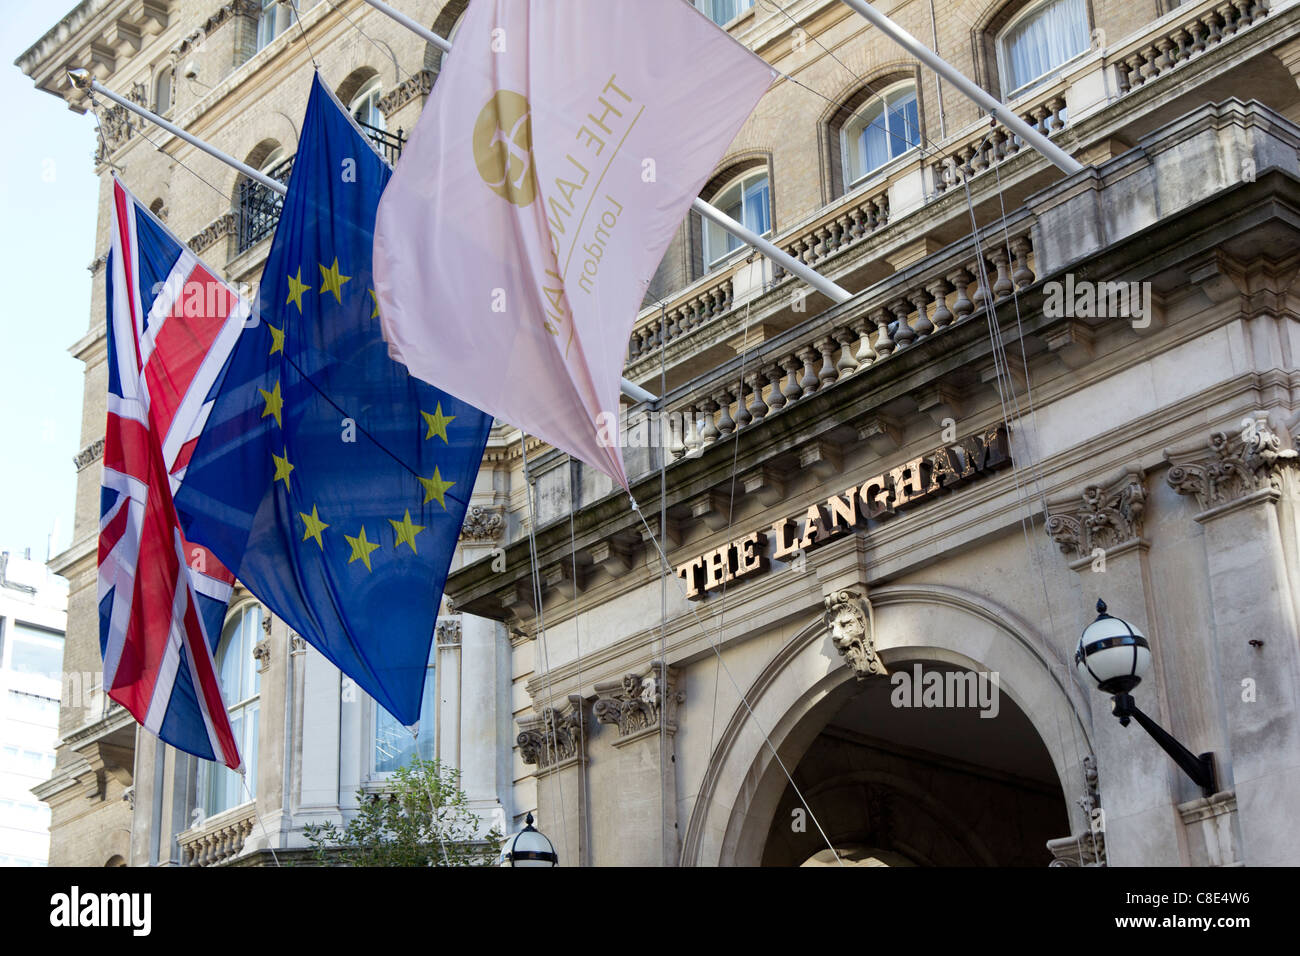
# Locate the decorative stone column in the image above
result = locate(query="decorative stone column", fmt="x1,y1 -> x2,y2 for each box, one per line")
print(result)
517,695 -> 589,867
1045,467 -> 1186,866
1163,416 -> 1300,865
590,662 -> 683,866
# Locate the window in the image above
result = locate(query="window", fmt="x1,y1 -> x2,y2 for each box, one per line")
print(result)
996,0 -> 1090,97
237,145 -> 294,253
703,170 -> 770,270
841,81 -> 920,187
8,623 -> 63,680
372,643 -> 436,774
349,77 -> 384,132
200,604 -> 261,817
699,0 -> 754,25
154,65 -> 172,114
257,0 -> 291,51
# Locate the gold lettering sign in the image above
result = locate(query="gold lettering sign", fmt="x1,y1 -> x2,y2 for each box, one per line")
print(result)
677,425 -> 1011,600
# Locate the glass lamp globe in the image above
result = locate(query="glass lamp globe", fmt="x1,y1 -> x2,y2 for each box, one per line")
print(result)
499,813 -> 558,867
1075,599 -> 1151,695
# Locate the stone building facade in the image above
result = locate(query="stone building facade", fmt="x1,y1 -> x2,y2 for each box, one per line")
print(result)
20,0 -> 1300,865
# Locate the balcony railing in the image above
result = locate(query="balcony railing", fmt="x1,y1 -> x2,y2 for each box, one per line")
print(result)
236,154 -> 294,254
233,126 -> 405,256
358,120 -> 406,167
178,806 -> 258,866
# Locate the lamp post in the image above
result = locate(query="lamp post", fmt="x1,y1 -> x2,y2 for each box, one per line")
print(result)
1074,599 -> 1218,798
498,813 -> 558,867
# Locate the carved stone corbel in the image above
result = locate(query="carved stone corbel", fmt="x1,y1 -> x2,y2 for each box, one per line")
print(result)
593,662 -> 682,741
823,589 -> 887,680
459,505 -> 505,542
1164,414 -> 1297,514
1045,467 -> 1147,570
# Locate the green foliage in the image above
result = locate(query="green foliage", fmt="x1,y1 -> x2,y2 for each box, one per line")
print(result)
303,758 -> 502,866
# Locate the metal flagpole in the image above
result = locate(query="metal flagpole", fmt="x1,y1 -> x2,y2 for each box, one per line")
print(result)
837,0 -> 1084,175
357,0 -> 853,306
68,67 -> 660,405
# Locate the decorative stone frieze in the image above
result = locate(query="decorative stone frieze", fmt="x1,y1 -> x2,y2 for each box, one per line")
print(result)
459,505 -> 505,542
1164,415 -> 1297,512
73,438 -> 105,472
170,0 -> 259,60
823,589 -> 887,680
593,662 -> 682,740
377,69 -> 434,118
517,697 -> 586,769
189,212 -> 236,255
1045,467 -> 1147,560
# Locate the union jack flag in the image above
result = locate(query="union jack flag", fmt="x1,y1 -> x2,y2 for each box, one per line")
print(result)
98,177 -> 248,768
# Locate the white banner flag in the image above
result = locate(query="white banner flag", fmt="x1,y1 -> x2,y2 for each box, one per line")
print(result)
373,0 -> 773,488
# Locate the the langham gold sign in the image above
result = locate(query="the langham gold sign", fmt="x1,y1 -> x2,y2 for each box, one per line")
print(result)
675,424 -> 1012,600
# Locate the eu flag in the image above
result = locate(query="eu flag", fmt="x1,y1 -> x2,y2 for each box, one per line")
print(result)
175,75 -> 491,725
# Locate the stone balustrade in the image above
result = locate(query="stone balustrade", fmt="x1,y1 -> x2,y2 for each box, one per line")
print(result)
178,810 -> 256,866
667,226 -> 1037,460
1109,0 -> 1271,95
931,93 -> 1069,196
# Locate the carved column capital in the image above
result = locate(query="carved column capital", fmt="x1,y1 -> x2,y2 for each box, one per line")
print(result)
1045,467 -> 1147,564
1164,415 -> 1297,514
252,639 -> 271,673
435,618 -> 462,646
592,662 -> 682,741
823,589 -> 887,680
517,696 -> 587,770
459,505 -> 505,542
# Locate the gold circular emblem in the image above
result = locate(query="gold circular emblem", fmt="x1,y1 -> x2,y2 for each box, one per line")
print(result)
472,90 -> 537,207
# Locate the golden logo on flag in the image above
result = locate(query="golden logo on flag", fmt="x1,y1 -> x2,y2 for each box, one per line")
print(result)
472,90 -> 536,206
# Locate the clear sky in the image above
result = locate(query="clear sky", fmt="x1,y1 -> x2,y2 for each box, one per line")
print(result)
2,2 -> 100,563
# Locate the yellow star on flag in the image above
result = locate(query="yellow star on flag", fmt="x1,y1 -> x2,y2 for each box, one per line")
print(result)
300,504 -> 329,550
369,288 -> 380,319
418,467 -> 455,510
272,447 -> 294,490
259,380 -> 284,428
286,268 -> 311,312
345,526 -> 381,572
389,509 -> 426,554
421,403 -> 456,443
318,257 -> 351,304
267,323 -> 285,355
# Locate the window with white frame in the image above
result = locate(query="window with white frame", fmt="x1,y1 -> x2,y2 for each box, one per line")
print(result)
349,76 -> 385,132
698,0 -> 755,26
372,644 -> 436,774
703,169 -> 771,271
996,0 -> 1091,98
257,0 -> 291,51
200,604 -> 261,817
841,81 -> 921,187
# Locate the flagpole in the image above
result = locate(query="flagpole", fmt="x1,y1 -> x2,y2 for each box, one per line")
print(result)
357,0 -> 853,306
67,68 -> 660,405
67,69 -> 286,193
837,0 -> 1083,175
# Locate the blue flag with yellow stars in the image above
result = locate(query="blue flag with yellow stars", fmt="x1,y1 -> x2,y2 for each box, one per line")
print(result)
175,74 -> 491,726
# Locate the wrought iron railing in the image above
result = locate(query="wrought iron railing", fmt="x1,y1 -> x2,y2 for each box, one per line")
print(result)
236,154 -> 295,254
358,120 -> 406,167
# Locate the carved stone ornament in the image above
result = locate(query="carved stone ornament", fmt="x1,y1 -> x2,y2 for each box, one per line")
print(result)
252,639 -> 271,673
517,698 -> 586,769
459,505 -> 505,542
1047,755 -> 1107,866
435,619 -> 462,646
190,212 -> 236,255
593,663 -> 682,738
377,69 -> 434,118
171,0 -> 261,60
73,439 -> 105,472
1045,467 -> 1146,557
1164,415 -> 1297,512
823,590 -> 887,680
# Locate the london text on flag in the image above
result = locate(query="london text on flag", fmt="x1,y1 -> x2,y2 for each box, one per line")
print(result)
373,0 -> 774,487
175,75 -> 492,727
100,177 -> 246,768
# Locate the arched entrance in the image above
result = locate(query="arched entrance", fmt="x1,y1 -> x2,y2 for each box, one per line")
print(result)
681,584 -> 1094,866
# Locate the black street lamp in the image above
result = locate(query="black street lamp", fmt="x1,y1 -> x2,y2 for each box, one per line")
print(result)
1075,599 -> 1218,798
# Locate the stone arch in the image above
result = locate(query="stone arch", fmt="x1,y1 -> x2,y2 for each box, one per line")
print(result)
335,65 -> 380,111
816,61 -> 922,203
424,0 -> 470,74
680,582 -> 1094,866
